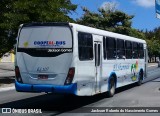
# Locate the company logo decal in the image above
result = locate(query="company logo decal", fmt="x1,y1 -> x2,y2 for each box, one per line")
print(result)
34,41 -> 66,47
23,42 -> 29,47
131,61 -> 138,81
113,64 -> 129,71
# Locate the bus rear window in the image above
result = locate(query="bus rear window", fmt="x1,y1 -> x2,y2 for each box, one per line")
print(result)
18,26 -> 72,49
17,26 -> 73,57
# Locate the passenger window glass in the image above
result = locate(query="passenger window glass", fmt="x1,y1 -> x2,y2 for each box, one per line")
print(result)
139,43 -> 144,58
125,41 -> 132,59
132,42 -> 139,59
117,39 -> 125,59
106,37 -> 116,59
78,32 -> 93,60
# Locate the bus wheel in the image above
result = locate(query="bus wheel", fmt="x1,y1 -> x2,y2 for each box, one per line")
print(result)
108,77 -> 116,97
137,71 -> 143,86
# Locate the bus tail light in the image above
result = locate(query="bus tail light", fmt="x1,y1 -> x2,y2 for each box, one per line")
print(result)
15,66 -> 23,83
64,67 -> 75,85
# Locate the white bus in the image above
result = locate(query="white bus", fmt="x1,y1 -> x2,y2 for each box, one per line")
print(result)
15,22 -> 147,97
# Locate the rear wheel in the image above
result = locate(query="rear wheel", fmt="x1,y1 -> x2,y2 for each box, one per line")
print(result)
137,71 -> 143,86
108,77 -> 116,97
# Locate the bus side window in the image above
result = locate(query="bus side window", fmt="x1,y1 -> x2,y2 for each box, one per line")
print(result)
139,43 -> 144,59
103,36 -> 107,60
78,32 -> 93,61
125,41 -> 132,59
106,37 -> 116,59
117,39 -> 125,59
132,42 -> 139,59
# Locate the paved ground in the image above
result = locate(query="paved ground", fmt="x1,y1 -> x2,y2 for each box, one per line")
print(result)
0,63 -> 14,88
0,77 -> 14,89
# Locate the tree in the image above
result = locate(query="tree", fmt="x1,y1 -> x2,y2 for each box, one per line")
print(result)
77,4 -> 145,39
0,0 -> 77,57
0,0 -> 15,57
145,27 -> 160,62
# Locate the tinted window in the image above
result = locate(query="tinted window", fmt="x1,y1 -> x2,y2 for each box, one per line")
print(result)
125,41 -> 132,59
17,26 -> 73,57
132,42 -> 139,59
139,43 -> 144,58
78,32 -> 93,60
117,39 -> 125,59
106,37 -> 116,59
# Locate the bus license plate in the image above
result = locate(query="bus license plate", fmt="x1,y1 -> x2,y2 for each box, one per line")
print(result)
38,75 -> 48,79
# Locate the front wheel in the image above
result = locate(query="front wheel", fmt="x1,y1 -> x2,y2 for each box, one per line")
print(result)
108,78 -> 116,97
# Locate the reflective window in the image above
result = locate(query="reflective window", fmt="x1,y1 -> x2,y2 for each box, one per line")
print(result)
117,39 -> 125,59
132,42 -> 139,59
125,41 -> 132,59
106,37 -> 116,59
78,32 -> 93,60
139,43 -> 144,58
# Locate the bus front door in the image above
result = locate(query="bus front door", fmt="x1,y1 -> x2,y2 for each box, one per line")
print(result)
94,42 -> 102,94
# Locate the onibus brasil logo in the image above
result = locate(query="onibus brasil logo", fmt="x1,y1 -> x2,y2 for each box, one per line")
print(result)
131,61 -> 138,81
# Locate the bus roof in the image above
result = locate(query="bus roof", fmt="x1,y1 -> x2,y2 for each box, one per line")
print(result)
19,22 -> 146,44
69,23 -> 146,44
22,22 -> 69,27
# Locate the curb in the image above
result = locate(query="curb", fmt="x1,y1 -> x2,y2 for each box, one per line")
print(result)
0,68 -> 14,71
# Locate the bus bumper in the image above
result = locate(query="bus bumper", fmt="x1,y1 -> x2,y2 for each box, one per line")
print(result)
15,81 -> 77,95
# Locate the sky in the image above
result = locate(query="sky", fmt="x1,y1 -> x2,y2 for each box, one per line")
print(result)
70,0 -> 160,31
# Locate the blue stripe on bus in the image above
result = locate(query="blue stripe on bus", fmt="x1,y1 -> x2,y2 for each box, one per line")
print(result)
15,81 -> 77,95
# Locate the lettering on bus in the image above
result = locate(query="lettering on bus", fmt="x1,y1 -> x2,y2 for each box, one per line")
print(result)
34,41 -> 66,47
37,67 -> 49,72
48,48 -> 72,53
113,64 -> 130,71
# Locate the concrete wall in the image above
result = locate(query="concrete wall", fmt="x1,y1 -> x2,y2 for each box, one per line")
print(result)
0,53 -> 15,62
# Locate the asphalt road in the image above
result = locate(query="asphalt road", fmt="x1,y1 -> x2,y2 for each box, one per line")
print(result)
0,64 -> 160,116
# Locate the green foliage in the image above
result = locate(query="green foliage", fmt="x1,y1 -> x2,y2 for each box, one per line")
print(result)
0,0 -> 77,57
145,27 -> 160,58
77,5 -> 160,59
77,6 -> 144,39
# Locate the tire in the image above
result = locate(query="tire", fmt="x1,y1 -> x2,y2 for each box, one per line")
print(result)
108,77 -> 116,97
137,71 -> 143,86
